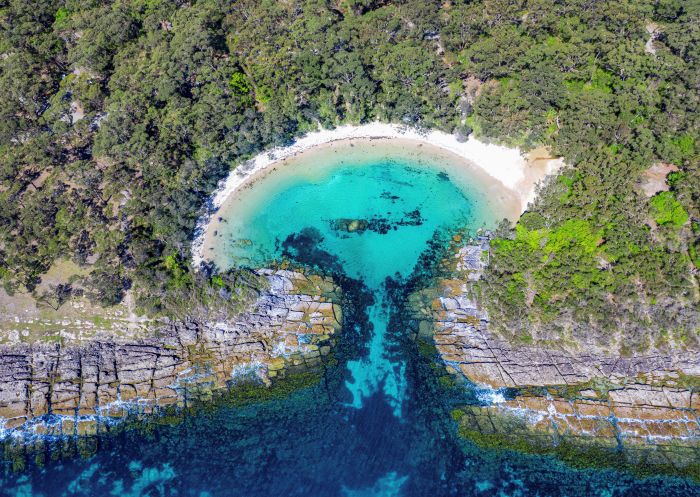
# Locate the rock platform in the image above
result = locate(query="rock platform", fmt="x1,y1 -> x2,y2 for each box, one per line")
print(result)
409,238 -> 700,474
0,270 -> 341,440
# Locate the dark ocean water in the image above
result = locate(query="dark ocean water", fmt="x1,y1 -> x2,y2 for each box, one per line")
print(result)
2,153 -> 698,496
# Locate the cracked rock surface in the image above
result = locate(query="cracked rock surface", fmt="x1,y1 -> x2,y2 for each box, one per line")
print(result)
0,270 -> 341,439
409,239 -> 699,467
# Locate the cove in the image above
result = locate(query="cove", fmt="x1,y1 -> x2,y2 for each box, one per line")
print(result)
1,139 -> 696,496
204,138 -> 518,421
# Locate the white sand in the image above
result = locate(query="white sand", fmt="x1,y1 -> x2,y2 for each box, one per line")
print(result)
192,122 -> 564,267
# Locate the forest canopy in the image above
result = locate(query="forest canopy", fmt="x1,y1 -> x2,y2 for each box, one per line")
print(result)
0,0 -> 698,347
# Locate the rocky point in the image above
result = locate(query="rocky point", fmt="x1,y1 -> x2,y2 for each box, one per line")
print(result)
0,269 -> 341,441
408,236 -> 700,476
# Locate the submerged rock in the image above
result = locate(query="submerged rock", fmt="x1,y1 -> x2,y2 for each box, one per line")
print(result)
330,211 -> 424,236
331,218 -> 369,233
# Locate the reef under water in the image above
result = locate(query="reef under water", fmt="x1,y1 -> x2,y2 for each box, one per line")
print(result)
1,143 -> 698,496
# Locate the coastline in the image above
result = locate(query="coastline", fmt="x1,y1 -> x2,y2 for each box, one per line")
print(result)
408,237 -> 700,479
192,123 -> 564,268
0,269 -> 341,442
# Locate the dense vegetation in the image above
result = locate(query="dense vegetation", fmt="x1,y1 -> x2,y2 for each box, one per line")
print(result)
469,0 -> 700,351
0,0 -> 698,346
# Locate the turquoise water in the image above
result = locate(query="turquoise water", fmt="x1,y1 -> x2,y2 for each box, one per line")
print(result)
211,153 -> 502,417
1,142 -> 698,496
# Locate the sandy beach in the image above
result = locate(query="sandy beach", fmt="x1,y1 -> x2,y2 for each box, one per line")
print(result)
192,123 -> 564,267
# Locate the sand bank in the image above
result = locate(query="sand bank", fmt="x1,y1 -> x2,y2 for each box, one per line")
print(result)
192,123 -> 563,267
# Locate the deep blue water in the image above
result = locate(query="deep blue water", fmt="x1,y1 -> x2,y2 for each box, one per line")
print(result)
1,147 -> 698,496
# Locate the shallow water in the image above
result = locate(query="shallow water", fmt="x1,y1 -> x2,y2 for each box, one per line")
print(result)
211,153 -> 504,418
2,145 -> 698,496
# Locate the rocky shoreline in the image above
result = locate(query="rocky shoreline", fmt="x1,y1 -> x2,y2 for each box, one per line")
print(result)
0,269 -> 341,441
408,237 -> 700,476
2,239 -> 698,478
